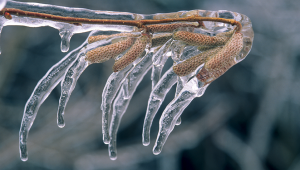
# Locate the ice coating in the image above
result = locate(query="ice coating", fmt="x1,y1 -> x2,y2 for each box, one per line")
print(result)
101,65 -> 134,144
1,1 -> 136,52
0,0 -> 253,161
143,68 -> 177,146
153,77 -> 209,155
108,50 -> 153,160
19,39 -> 88,161
151,39 -> 173,88
57,55 -> 89,128
150,15 -> 253,155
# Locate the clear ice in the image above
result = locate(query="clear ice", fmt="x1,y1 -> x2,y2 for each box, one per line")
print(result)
0,1 -> 253,161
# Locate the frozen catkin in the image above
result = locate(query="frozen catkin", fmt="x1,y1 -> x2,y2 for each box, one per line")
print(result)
85,37 -> 135,63
151,33 -> 173,47
196,32 -> 243,83
173,46 -> 222,76
173,30 -> 232,46
112,34 -> 150,72
88,33 -> 137,44
147,23 -> 198,33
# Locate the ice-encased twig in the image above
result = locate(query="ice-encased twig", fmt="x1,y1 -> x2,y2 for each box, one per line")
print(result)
2,1 -> 135,52
19,39 -> 88,161
57,33 -> 132,128
101,64 -> 134,144
153,77 -> 209,155
143,68 -> 177,146
102,37 -> 172,145
8,1 -> 253,161
151,39 -> 173,89
108,51 -> 153,160
174,76 -> 189,126
144,41 -> 205,145
57,55 -> 89,128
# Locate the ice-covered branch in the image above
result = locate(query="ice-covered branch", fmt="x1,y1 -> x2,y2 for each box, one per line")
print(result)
0,0 -> 253,161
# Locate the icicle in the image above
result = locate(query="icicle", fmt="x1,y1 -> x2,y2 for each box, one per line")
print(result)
57,55 -> 89,128
153,77 -> 209,155
122,78 -> 130,99
101,66 -> 133,144
59,29 -> 73,52
174,77 -> 188,126
19,41 -> 87,161
143,68 -> 177,146
151,39 -> 172,88
108,51 -> 153,160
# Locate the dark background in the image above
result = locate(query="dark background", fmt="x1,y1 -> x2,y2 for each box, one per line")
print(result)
0,0 -> 300,169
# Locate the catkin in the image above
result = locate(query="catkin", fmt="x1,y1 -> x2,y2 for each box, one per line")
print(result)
147,23 -> 197,33
196,32 -> 243,83
88,33 -> 138,44
151,33 -> 173,47
173,47 -> 222,76
85,37 -> 135,63
112,34 -> 150,72
173,31 -> 231,46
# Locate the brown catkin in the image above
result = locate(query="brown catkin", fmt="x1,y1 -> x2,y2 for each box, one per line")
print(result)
197,46 -> 217,51
88,33 -> 138,44
173,47 -> 222,76
147,23 -> 197,33
112,34 -> 150,72
173,31 -> 231,46
196,32 -> 243,83
85,37 -> 135,63
151,33 -> 172,47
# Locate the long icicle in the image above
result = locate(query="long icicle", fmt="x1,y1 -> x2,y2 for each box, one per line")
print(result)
19,41 -> 87,161
109,50 -> 153,160
142,68 -> 177,146
153,77 -> 208,155
57,55 -> 89,128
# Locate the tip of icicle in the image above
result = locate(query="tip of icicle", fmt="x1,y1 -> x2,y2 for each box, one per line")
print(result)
109,152 -> 117,160
21,156 -> 28,162
103,135 -> 110,144
153,146 -> 161,155
142,139 -> 150,146
58,123 -> 65,128
19,143 -> 28,161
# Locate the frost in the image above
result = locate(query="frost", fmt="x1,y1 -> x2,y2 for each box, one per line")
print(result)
0,0 -> 253,161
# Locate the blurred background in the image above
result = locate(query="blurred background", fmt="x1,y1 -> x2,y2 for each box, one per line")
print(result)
0,0 -> 300,169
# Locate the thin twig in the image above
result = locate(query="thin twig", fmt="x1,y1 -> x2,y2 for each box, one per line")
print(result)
0,8 -> 242,32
